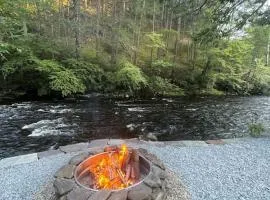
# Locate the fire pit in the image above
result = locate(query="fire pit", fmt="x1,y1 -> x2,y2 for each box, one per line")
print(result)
53,144 -> 168,200
75,144 -> 151,191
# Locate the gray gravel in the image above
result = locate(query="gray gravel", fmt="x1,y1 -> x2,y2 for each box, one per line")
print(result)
0,138 -> 269,200
166,170 -> 190,200
0,153 -> 74,200
141,138 -> 270,200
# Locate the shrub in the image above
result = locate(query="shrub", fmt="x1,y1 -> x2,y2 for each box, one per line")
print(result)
49,70 -> 86,96
150,60 -> 175,78
248,123 -> 265,137
148,76 -> 184,96
115,62 -> 148,94
35,60 -> 87,96
62,59 -> 105,90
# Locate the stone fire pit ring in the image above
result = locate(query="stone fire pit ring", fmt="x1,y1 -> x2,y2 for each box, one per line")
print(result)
53,147 -> 168,200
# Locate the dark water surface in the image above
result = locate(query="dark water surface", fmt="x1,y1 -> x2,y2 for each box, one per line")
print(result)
1,95 -> 270,158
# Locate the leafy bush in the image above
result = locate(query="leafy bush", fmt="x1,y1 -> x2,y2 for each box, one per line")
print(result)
35,59 -> 87,96
248,123 -> 265,137
150,60 -> 175,78
248,61 -> 270,95
215,73 -> 247,94
148,76 -> 184,96
49,70 -> 86,96
115,62 -> 148,93
36,59 -> 64,73
62,59 -> 105,90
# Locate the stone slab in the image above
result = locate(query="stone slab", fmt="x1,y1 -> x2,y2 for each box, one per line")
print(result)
53,178 -> 74,196
88,139 -> 109,148
88,190 -> 111,200
55,164 -> 76,179
107,139 -> 125,146
60,143 -> 89,153
0,153 -> 38,169
38,149 -> 63,159
222,138 -> 242,144
69,152 -> 90,165
144,171 -> 162,188
127,183 -> 152,200
205,140 -> 225,145
108,190 -> 128,200
145,141 -> 165,147
181,140 -> 208,147
124,138 -> 140,144
66,187 -> 93,200
86,147 -> 104,155
164,141 -> 186,147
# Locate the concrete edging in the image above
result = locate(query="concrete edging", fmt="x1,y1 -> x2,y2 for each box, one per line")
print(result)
0,137 -> 249,168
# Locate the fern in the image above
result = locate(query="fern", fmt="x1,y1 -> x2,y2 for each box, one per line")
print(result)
49,70 -> 86,96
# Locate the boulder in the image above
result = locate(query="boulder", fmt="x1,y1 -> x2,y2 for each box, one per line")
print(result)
53,178 -> 74,196
88,190 -> 111,200
67,187 -> 93,200
146,133 -> 158,141
144,171 -> 162,188
107,190 -> 127,200
55,164 -> 76,179
69,152 -> 89,165
127,183 -> 152,200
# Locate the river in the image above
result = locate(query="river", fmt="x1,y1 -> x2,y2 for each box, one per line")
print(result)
0,95 -> 270,158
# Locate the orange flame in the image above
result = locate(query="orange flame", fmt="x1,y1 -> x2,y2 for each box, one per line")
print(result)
89,144 -> 133,190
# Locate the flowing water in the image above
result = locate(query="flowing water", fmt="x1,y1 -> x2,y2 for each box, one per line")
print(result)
1,95 -> 270,158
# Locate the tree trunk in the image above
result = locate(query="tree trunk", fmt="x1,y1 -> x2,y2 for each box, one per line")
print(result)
173,17 -> 181,63
73,0 -> 81,59
267,34 -> 270,66
151,0 -> 156,65
23,21 -> 28,37
96,0 -> 101,57
152,0 -> 156,32
110,0 -> 117,66
150,48 -> 153,66
161,1 -> 165,29
134,0 -> 145,65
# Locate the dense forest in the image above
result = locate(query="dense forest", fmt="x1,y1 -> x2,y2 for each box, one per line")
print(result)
0,0 -> 269,98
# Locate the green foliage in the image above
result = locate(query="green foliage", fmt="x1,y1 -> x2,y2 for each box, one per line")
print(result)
115,62 -> 148,93
148,76 -> 184,96
49,70 -> 86,97
195,36 -> 270,95
0,0 -> 269,99
0,44 -> 36,79
249,60 -> 270,95
37,59 -> 64,73
0,43 -> 10,61
151,60 -> 175,77
144,33 -> 165,49
62,59 -> 105,91
248,123 -> 265,137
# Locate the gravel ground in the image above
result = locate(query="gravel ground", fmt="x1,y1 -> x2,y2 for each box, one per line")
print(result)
0,153 -> 74,200
141,138 -> 270,200
166,170 -> 190,200
0,138 -> 269,200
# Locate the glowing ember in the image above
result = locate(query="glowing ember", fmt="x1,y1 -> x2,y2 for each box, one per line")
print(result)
88,144 -> 140,190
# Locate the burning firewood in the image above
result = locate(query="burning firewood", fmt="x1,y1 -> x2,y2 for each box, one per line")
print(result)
125,164 -> 131,181
104,145 -> 118,152
81,144 -> 141,190
130,149 -> 140,180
